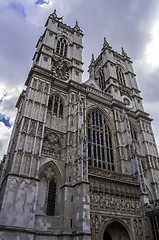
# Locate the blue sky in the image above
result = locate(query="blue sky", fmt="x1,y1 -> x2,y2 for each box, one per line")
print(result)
0,0 -> 159,160
8,2 -> 26,17
35,0 -> 50,5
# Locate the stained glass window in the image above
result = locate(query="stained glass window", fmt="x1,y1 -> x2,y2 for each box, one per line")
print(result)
87,110 -> 115,171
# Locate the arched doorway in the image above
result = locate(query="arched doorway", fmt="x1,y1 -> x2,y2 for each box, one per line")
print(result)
103,221 -> 130,240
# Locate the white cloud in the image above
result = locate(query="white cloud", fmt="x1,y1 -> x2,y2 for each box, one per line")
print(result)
145,19 -> 159,70
0,122 -> 13,160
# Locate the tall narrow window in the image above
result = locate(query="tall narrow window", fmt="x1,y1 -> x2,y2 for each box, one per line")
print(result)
46,178 -> 56,216
116,66 -> 126,86
130,123 -> 137,140
47,94 -> 63,117
98,69 -> 105,90
48,96 -> 53,111
87,111 -> 115,171
56,38 -> 68,57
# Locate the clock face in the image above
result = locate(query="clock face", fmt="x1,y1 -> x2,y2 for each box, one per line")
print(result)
52,66 -> 69,80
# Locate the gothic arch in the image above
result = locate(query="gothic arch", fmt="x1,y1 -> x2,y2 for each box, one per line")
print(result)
38,161 -> 62,185
101,218 -> 133,240
49,91 -> 67,106
37,161 -> 62,216
86,107 -> 118,171
55,34 -> 71,58
56,34 -> 72,45
86,105 -> 116,133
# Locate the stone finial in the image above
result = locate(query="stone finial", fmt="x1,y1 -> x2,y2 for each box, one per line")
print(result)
122,47 -> 128,57
74,20 -> 82,32
104,37 -> 110,47
101,37 -> 111,51
52,9 -> 63,21
52,9 -> 57,18
90,54 -> 95,64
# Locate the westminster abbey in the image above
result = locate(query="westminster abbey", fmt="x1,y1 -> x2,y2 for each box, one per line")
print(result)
0,10 -> 159,240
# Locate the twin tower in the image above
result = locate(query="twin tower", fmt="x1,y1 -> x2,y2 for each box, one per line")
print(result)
0,10 -> 159,240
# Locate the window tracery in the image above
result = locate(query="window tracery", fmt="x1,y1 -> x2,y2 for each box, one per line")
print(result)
48,94 -> 63,117
116,66 -> 126,86
56,38 -> 68,57
87,110 -> 115,171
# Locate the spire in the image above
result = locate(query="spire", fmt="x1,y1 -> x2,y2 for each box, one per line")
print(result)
101,37 -> 111,51
74,20 -> 82,33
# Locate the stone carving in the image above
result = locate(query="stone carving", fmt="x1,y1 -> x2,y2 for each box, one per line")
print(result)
44,167 -> 55,179
120,88 -> 132,99
42,132 -> 61,158
89,175 -> 142,215
22,118 -> 29,133
37,122 -> 43,137
28,120 -> 37,136
88,167 -> 137,183
134,218 -> 144,239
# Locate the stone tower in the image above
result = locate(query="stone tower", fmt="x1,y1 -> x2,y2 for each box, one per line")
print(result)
0,10 -> 159,240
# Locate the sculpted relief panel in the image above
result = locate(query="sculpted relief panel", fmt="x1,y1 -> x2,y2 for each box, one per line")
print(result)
89,175 -> 142,215
42,132 -> 62,158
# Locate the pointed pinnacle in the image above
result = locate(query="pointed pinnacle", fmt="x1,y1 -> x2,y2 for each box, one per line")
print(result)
122,47 -> 127,57
90,54 -> 95,64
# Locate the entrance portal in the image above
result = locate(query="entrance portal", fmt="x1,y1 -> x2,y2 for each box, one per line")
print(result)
103,221 -> 130,240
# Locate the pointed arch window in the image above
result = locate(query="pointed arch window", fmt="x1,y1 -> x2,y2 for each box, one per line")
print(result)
46,178 -> 56,216
56,38 -> 68,57
99,69 -> 105,90
130,123 -> 137,140
116,66 -> 126,86
87,110 -> 115,171
47,94 -> 63,117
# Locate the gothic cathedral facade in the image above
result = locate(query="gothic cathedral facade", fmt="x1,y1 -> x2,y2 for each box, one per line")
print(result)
0,10 -> 159,240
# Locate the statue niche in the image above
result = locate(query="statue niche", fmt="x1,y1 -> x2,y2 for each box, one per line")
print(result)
42,132 -> 61,158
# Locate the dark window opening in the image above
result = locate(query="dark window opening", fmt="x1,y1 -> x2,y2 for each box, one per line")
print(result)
116,66 -> 126,86
56,38 -> 68,57
99,69 -> 105,90
48,97 -> 53,111
46,178 -> 56,216
47,94 -> 63,117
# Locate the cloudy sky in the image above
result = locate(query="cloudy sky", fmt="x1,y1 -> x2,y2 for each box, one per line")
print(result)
0,0 -> 159,160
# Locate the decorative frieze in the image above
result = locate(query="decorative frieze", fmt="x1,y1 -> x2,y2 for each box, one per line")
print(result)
89,166 -> 137,184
